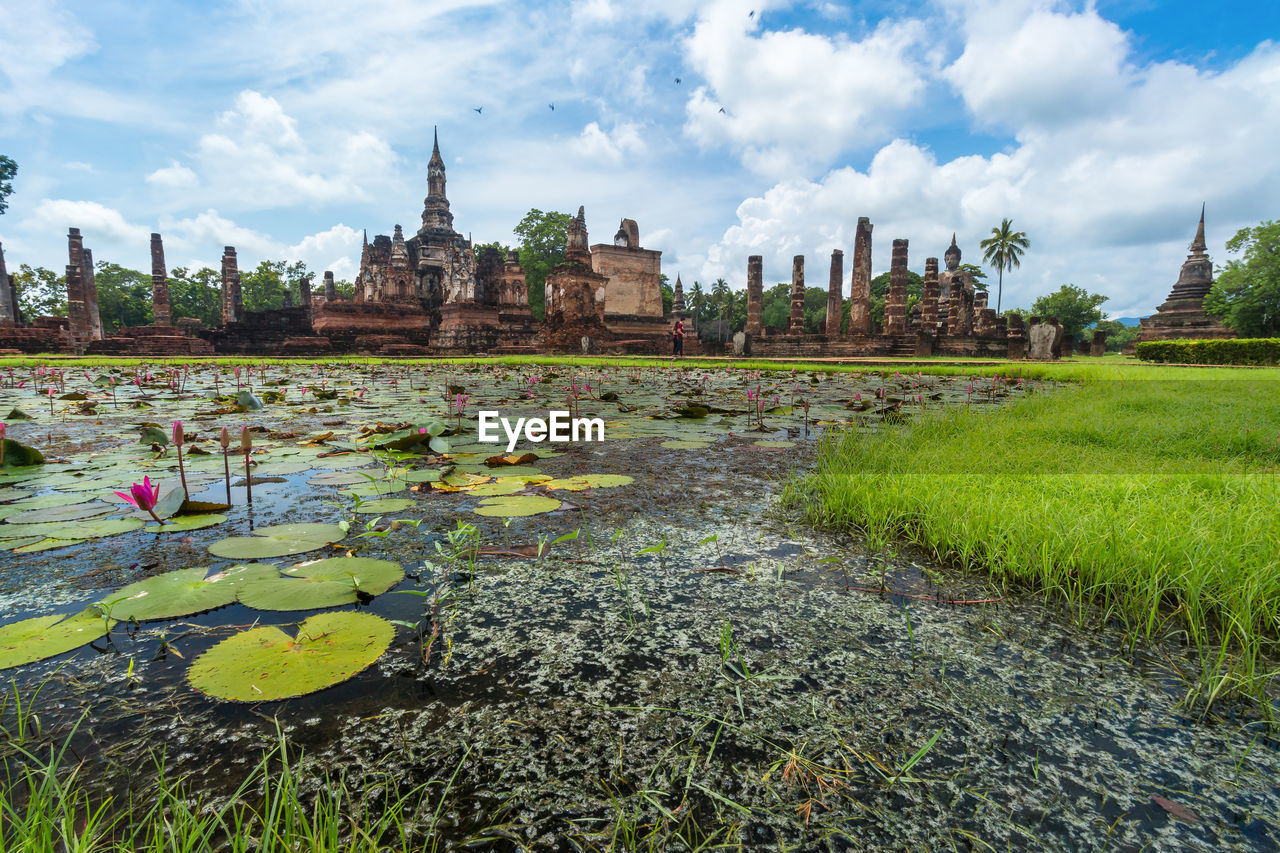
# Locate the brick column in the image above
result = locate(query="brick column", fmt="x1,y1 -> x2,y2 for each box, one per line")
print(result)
884,239 -> 908,335
0,241 -> 14,325
150,233 -> 172,326
82,248 -> 103,340
848,217 -> 872,336
921,257 -> 940,332
825,249 -> 843,337
787,255 -> 805,336
324,271 -> 336,301
221,247 -> 241,324
745,255 -> 763,337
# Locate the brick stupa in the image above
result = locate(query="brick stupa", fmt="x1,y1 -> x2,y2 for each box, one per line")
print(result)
1139,206 -> 1235,341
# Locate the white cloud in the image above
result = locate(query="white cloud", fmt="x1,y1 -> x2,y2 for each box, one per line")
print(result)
571,121 -> 646,164
24,199 -> 152,248
943,0 -> 1131,129
682,1 -> 930,176
0,1 -> 94,85
146,162 -> 199,190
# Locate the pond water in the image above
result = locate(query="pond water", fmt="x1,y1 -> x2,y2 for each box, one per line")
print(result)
0,361 -> 1276,851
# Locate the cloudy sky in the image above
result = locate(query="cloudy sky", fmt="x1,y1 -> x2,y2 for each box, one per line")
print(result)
0,0 -> 1276,317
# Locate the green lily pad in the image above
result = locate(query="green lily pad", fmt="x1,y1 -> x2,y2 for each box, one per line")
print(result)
98,564 -> 277,622
351,498 -> 414,514
4,408 -> 32,421
12,537 -> 87,552
0,609 -> 114,670
0,439 -> 45,468
754,440 -> 796,448
146,513 -> 228,532
7,517 -> 144,541
473,495 -> 562,517
235,391 -> 264,410
541,474 -> 634,491
187,611 -> 393,702
399,469 -> 442,483
208,522 -> 347,560
1,502 -> 114,525
236,557 -> 404,612
138,426 -> 169,446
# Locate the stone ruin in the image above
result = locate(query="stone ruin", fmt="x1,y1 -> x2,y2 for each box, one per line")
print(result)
1138,206 -> 1235,342
739,220 -> 1026,359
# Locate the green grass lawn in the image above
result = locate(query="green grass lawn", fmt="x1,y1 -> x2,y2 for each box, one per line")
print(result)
788,369 -> 1280,712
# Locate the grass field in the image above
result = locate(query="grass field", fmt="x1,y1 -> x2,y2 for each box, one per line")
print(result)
787,369 -> 1280,711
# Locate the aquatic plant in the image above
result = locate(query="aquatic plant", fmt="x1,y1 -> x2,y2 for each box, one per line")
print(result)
114,477 -> 165,525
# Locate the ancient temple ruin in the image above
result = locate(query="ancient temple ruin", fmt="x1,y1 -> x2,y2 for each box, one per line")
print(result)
741,221 -> 1015,359
1138,206 -> 1234,341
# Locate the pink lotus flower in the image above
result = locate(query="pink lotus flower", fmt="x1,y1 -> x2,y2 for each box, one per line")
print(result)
115,476 -> 165,524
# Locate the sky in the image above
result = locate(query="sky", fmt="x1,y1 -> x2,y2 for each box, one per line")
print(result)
0,0 -> 1277,318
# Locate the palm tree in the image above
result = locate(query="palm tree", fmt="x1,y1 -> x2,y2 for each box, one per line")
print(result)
689,281 -> 705,332
979,218 -> 1030,313
711,278 -> 731,343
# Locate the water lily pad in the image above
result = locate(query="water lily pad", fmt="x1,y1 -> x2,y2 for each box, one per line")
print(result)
399,469 -> 442,483
12,537 -> 87,552
0,609 -> 114,670
8,517 -> 144,541
98,564 -> 276,622
187,611 -> 393,702
236,557 -> 404,611
0,439 -> 44,468
235,391 -> 264,410
352,497 -> 414,514
541,474 -> 634,491
208,522 -> 346,560
473,495 -> 562,517
1,501 -> 114,525
146,513 -> 228,532
753,440 -> 796,448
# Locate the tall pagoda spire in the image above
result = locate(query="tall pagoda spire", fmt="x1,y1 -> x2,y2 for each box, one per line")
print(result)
1191,203 -> 1207,254
421,126 -> 455,232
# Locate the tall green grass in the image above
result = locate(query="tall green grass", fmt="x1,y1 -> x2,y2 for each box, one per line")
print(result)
788,378 -> 1280,711
0,726 -> 464,852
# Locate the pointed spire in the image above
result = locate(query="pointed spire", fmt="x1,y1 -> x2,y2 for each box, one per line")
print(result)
1191,203 -> 1207,254
950,232 -> 957,248
432,125 -> 439,155
576,205 -> 585,223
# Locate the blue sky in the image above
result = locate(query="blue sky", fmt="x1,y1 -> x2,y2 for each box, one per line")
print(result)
1,0 -> 1277,317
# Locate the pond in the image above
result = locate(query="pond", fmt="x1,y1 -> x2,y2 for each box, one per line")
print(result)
1,360 -> 1276,850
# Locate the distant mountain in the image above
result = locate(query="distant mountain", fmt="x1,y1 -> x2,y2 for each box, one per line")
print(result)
1113,317 -> 1146,327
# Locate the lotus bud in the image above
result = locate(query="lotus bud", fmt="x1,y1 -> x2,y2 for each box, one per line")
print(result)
172,420 -> 184,446
241,425 -> 252,451
220,426 -> 230,449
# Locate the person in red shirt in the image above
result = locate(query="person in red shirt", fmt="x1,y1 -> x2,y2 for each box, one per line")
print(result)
672,318 -> 685,356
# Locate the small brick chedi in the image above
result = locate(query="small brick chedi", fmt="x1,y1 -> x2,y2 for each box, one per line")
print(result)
1138,206 -> 1235,342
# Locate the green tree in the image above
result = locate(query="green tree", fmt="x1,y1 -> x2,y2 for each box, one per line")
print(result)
1204,220 -> 1280,337
959,263 -> 988,290
93,262 -> 152,331
760,282 -> 791,333
688,280 -> 705,331
0,154 -> 16,215
979,218 -> 1030,313
1093,318 -> 1140,352
869,270 -> 924,330
659,273 -> 673,316
1031,284 -> 1108,337
12,264 -> 65,318
239,260 -> 311,312
512,208 -> 572,321
169,266 -> 223,328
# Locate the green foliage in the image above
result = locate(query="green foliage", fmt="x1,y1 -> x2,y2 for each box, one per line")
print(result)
1093,319 -> 1139,352
92,262 -> 152,331
12,264 -> 66,319
979,218 -> 1031,313
513,208 -> 572,322
1204,220 -> 1280,337
1136,338 -> 1280,365
239,260 -> 312,312
1031,284 -> 1108,337
792,377 -> 1280,708
660,274 -> 673,315
0,154 -> 15,215
958,263 -> 988,288
168,266 -> 222,328
869,270 -> 924,330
